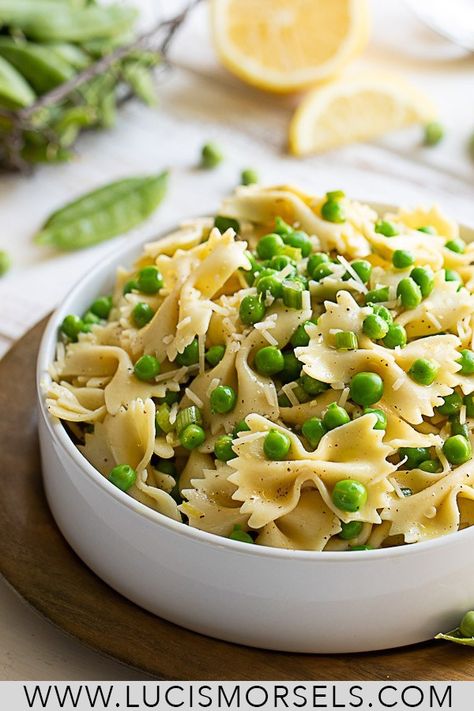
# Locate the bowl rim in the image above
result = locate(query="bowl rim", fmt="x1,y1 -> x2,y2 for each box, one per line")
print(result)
36,203 -> 474,563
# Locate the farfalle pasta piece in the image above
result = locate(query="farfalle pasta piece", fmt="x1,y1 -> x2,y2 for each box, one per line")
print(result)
180,462 -> 249,535
256,490 -> 341,551
229,413 -> 394,528
382,462 -> 474,543
396,272 -> 474,339
45,381 -> 106,423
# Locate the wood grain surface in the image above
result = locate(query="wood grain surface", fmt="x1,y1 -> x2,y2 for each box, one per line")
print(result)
1,318 -> 473,681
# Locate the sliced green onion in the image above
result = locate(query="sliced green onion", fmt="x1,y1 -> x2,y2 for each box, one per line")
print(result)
335,331 -> 358,350
175,406 -> 203,435
282,279 -> 304,309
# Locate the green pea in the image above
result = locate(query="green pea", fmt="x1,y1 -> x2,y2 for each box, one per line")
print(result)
323,403 -> 350,430
397,277 -> 422,309
363,313 -> 389,340
371,304 -> 393,324
134,354 -> 160,381
280,351 -> 302,383
90,295 -> 112,319
408,358 -> 438,386
460,611 -> 474,638
283,230 -> 312,258
214,215 -> 240,233
350,259 -> 372,284
233,420 -> 251,437
132,302 -> 154,328
179,424 -> 206,450
302,417 -> 327,449
335,330 -> 358,350
83,311 -> 101,326
321,199 -> 345,223
443,434 -> 472,465
436,392 -> 463,417
410,266 -> 434,298
0,250 -> 10,276
311,263 -> 333,281
155,458 -> 177,477
398,447 -> 431,469
201,142 -> 223,168
450,415 -> 469,439
263,429 -> 291,460
214,435 -> 235,461
419,459 -> 442,473
205,345 -> 226,368
158,390 -> 181,406
274,216 -> 293,237
254,346 -> 284,376
464,395 -> 474,418
365,286 -> 389,304
256,274 -> 283,298
123,279 -> 138,295
307,253 -> 330,279
392,250 -> 414,269
278,394 -> 292,408
290,321 -> 314,348
332,479 -> 368,512
300,374 -> 329,396
109,463 -> 136,491
229,525 -> 254,544
445,268 -> 463,285
375,220 -> 399,237
457,350 -> 474,375
445,238 -> 465,254
350,372 -> 384,407
137,265 -> 164,294
269,254 -> 296,272
363,408 -> 387,430
382,323 -> 407,349
256,233 -> 285,260
210,385 -> 237,414
60,314 -> 85,341
339,520 -> 364,540
240,168 -> 258,185
176,338 -> 199,366
239,295 -> 266,325
424,121 -> 444,146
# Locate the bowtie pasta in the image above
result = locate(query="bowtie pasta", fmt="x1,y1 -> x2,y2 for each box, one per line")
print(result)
45,185 -> 474,552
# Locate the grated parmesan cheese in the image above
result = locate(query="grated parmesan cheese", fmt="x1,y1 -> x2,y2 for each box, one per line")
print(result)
460,405 -> 467,425
264,384 -> 279,408
426,312 -> 442,330
331,381 -> 346,390
337,255 -> 368,293
206,377 -> 221,397
198,334 -> 205,374
169,403 -> 179,425
235,430 -> 266,445
261,329 -> 278,346
185,388 -> 204,408
302,289 -> 311,312
281,382 -> 300,407
176,316 -> 191,331
338,387 -> 350,408
392,376 -> 405,391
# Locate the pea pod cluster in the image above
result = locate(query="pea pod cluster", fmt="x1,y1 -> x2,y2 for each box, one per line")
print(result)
0,0 -> 162,170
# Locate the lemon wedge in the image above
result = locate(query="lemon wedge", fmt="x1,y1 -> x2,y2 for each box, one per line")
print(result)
211,0 -> 370,93
290,72 -> 437,155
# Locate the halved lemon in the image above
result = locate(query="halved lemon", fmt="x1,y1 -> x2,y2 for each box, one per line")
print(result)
289,72 -> 437,155
210,0 -> 370,93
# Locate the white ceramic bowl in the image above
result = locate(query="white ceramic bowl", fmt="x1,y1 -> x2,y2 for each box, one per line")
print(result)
37,207 -> 474,654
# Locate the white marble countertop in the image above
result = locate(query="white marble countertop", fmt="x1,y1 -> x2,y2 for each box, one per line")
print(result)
1,0 -> 473,680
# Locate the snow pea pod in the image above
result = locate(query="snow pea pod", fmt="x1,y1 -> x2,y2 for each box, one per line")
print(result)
0,2 -> 137,42
36,172 -> 168,251
53,105 -> 96,147
0,54 -> 35,109
45,42 -> 91,70
0,39 -> 75,94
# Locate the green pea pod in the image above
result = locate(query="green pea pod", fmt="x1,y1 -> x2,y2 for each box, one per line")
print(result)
98,90 -> 117,129
81,31 -> 135,58
0,54 -> 35,109
53,105 -> 97,147
0,2 -> 137,42
45,42 -> 91,70
435,629 -> 474,647
0,39 -> 75,94
35,172 -> 168,251
21,136 -> 72,164
122,60 -> 157,106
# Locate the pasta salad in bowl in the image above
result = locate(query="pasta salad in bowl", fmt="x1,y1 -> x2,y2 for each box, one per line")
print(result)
37,184 -> 474,652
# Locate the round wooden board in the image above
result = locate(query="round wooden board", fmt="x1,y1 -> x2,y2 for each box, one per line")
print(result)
0,318 -> 473,681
